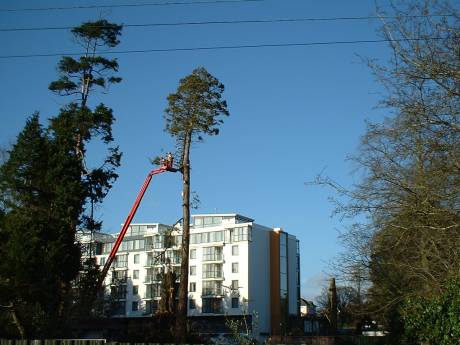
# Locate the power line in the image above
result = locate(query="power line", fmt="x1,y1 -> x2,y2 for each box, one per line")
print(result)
0,15 -> 454,33
0,0 -> 264,12
0,37 -> 447,60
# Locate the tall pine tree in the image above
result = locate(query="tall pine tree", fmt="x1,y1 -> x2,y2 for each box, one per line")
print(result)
164,67 -> 229,342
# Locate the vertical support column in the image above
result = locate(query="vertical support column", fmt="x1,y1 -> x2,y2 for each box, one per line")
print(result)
270,230 -> 280,336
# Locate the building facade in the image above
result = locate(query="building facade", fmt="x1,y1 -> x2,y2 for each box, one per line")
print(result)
82,213 -> 300,336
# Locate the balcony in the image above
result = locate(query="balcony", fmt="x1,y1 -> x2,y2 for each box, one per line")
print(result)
110,277 -> 128,285
202,253 -> 223,262
202,263 -> 223,279
145,291 -> 161,299
145,258 -> 165,267
202,271 -> 224,279
144,274 -> 162,284
112,261 -> 128,269
202,288 -> 223,297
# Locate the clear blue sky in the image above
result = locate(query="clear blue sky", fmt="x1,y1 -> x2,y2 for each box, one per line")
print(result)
1,0 -> 392,300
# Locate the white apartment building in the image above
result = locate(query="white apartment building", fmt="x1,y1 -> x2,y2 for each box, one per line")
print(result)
82,213 -> 300,336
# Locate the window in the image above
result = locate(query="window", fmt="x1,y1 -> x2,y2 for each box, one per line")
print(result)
190,266 -> 196,276
130,225 -> 140,236
145,284 -> 161,298
189,282 -> 196,292
232,297 -> 239,308
132,301 -> 139,312
133,270 -> 139,279
133,239 -> 145,250
194,217 -> 203,227
202,264 -> 223,279
114,254 -> 128,268
145,300 -> 158,314
121,240 -> 134,252
175,235 -> 182,247
166,250 -> 181,264
232,245 -> 239,256
203,246 -> 223,261
231,280 -> 239,290
189,299 -> 196,309
111,285 -> 127,299
190,249 -> 196,259
103,242 -> 113,254
232,262 -> 239,273
203,217 -> 213,226
202,281 -> 222,296
194,216 -> 222,228
231,227 -> 250,242
202,298 -> 223,314
146,252 -> 165,266
146,268 -> 163,283
210,231 -> 223,242
190,231 -> 224,244
133,285 -> 138,295
112,270 -> 127,284
134,254 -> 140,264
99,257 -> 106,266
188,299 -> 196,309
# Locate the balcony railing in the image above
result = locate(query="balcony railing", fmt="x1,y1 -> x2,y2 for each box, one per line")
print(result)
145,258 -> 165,266
202,287 -> 223,296
144,274 -> 162,283
202,253 -> 223,262
202,271 -> 223,279
145,291 -> 161,299
113,260 -> 128,269
111,277 -> 128,285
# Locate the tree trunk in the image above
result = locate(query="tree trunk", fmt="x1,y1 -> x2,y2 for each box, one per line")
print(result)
10,305 -> 26,339
175,132 -> 191,342
329,278 -> 338,335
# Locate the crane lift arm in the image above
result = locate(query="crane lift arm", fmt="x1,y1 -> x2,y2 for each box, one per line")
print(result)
98,156 -> 178,288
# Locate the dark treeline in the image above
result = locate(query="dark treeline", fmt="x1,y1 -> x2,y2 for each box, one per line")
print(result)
0,20 -> 123,338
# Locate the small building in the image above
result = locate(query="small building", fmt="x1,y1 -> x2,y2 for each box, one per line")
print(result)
300,298 -> 317,317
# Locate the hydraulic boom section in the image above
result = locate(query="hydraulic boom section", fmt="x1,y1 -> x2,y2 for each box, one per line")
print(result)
97,154 -> 178,288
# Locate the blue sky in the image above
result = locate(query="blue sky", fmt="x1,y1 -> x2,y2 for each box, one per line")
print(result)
1,0 -> 392,300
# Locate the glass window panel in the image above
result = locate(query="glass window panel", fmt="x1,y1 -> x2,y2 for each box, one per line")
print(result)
132,301 -> 138,311
189,299 -> 196,309
202,264 -> 223,278
232,297 -> 239,308
202,298 -> 223,313
189,282 -> 196,292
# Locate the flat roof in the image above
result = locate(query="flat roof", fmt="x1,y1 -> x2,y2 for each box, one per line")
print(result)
192,213 -> 254,222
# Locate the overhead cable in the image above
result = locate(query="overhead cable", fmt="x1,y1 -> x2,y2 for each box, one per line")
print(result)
0,37 -> 448,60
0,15 -> 454,32
0,0 -> 264,12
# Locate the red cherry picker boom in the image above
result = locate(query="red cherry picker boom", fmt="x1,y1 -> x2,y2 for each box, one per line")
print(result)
97,154 -> 178,288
